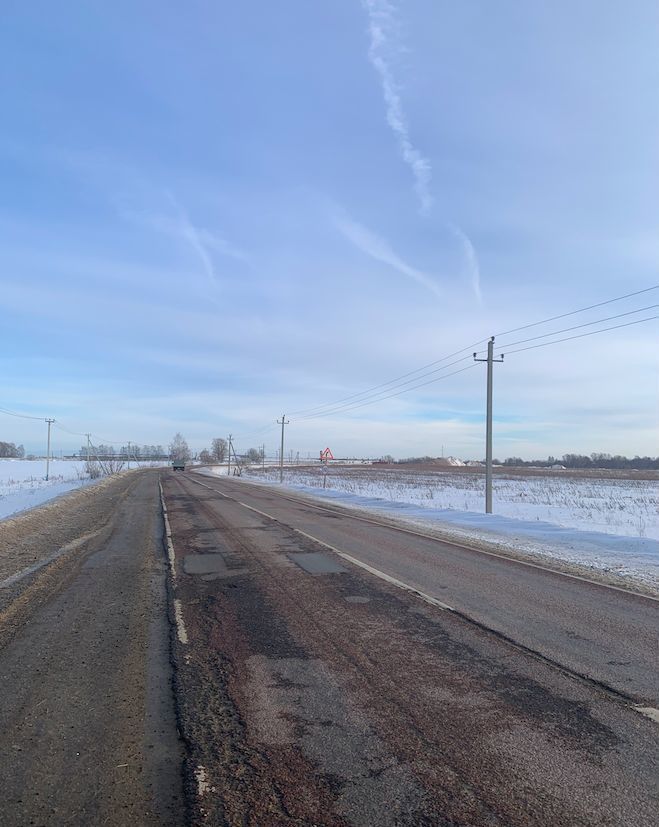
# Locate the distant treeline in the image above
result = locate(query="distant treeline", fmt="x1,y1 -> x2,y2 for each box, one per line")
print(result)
0,441 -> 25,458
397,453 -> 659,470
77,443 -> 168,461
500,454 -> 659,470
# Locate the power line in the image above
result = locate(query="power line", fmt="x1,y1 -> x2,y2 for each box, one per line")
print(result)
299,363 -> 480,421
0,406 -> 45,421
289,286 -> 657,422
503,315 -> 658,355
296,354 -> 476,420
295,309 -> 657,421
288,338 -> 489,417
498,303 -> 659,350
53,422 -> 88,438
231,423 -> 278,441
496,284 -> 658,338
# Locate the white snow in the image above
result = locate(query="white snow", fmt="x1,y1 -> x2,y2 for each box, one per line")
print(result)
201,465 -> 659,592
0,459 -> 96,521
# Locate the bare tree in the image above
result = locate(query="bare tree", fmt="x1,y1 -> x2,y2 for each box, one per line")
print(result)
198,449 -> 213,464
169,433 -> 191,462
211,437 -> 227,462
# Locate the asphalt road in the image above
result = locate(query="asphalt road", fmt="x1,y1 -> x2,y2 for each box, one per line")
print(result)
189,473 -> 659,704
2,468 -> 657,825
164,470 -> 659,826
0,471 -> 184,826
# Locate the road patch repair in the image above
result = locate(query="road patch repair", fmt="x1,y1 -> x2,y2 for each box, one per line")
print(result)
183,553 -> 248,579
161,471 -> 659,826
287,551 -> 348,575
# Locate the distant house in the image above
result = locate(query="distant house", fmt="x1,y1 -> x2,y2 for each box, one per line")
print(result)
550,464 -> 566,470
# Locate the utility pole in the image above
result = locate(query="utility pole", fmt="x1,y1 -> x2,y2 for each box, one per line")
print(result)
85,433 -> 91,466
474,337 -> 504,514
127,440 -> 132,470
227,435 -> 232,476
277,415 -> 289,483
45,418 -> 55,481
262,443 -> 266,470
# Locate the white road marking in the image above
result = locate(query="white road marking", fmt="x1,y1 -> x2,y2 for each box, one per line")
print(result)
160,479 -> 189,645
194,765 -> 212,795
158,481 -> 177,581
632,705 -> 659,724
173,599 -> 189,644
290,526 -> 455,612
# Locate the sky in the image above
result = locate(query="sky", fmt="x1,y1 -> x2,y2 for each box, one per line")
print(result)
1,0 -> 658,460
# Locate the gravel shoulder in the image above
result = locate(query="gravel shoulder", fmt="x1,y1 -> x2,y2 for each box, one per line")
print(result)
0,470 -> 137,583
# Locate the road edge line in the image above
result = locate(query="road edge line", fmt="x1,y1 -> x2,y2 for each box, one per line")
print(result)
159,479 -> 188,647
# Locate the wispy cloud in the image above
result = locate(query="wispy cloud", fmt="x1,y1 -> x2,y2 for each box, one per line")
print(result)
335,212 -> 441,299
167,195 -> 219,289
362,0 -> 432,214
121,192 -> 248,292
448,223 -> 482,303
361,2 -> 483,302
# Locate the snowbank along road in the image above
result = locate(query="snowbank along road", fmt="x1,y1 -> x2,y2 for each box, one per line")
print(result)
0,467 -> 658,825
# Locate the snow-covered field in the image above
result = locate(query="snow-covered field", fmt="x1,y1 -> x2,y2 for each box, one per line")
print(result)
0,459 -> 95,521
242,466 -> 658,539
0,459 -> 167,521
200,465 -> 659,591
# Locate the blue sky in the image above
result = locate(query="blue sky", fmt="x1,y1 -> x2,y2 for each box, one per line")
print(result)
1,0 -> 657,459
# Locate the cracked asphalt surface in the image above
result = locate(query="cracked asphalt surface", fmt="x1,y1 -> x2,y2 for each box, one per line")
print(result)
165,471 -> 659,826
1,467 -> 657,826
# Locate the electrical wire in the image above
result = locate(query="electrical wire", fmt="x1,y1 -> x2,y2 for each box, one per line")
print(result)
495,284 -> 658,337
288,338 -> 489,417
498,304 -> 659,350
503,315 -> 658,355
295,354 -> 476,420
289,286 -> 658,422
53,422 -> 88,438
299,363 -> 480,421
0,406 -> 47,421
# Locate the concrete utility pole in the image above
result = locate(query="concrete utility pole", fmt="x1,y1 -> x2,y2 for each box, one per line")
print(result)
277,415 -> 289,483
227,435 -> 233,476
262,443 -> 266,470
474,337 -> 504,514
85,433 -> 91,465
127,441 -> 132,470
45,418 -> 55,481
